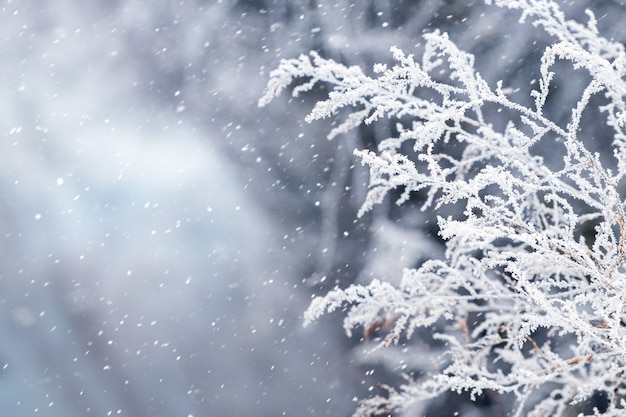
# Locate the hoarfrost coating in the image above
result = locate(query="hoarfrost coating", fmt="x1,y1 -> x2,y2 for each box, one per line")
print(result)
261,0 -> 626,416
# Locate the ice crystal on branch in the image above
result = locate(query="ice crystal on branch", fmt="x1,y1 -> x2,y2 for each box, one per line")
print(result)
260,0 -> 626,415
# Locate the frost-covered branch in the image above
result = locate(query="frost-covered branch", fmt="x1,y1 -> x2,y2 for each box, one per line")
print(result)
260,0 -> 626,415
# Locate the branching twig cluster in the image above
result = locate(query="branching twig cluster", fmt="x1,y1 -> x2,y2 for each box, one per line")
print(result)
260,1 -> 626,415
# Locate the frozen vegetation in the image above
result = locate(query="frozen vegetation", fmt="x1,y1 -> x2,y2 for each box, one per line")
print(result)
262,0 -> 626,416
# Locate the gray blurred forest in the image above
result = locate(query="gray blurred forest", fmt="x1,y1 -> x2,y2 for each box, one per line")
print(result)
1,1 -> 626,416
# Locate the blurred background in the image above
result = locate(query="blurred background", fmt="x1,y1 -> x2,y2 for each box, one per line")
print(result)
1,1 -> 626,416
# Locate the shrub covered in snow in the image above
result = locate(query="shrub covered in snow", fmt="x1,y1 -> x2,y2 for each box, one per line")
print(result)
261,1 -> 626,415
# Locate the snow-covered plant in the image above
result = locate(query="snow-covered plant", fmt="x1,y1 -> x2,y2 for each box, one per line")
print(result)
260,1 -> 626,415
